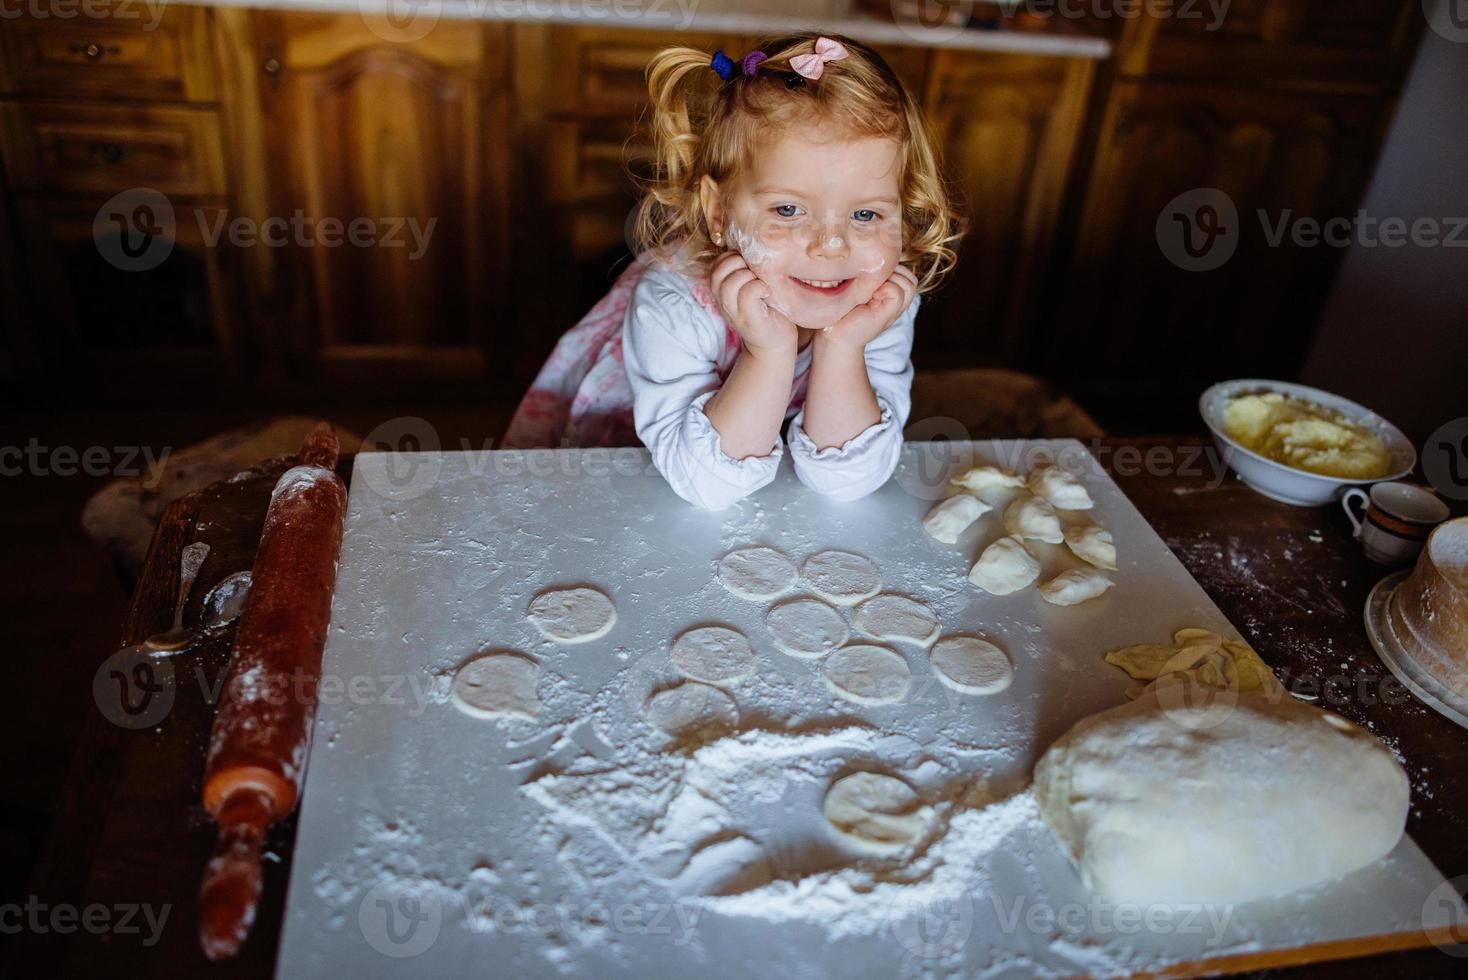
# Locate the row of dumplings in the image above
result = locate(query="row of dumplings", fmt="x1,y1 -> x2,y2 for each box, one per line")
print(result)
922,463 -> 1117,606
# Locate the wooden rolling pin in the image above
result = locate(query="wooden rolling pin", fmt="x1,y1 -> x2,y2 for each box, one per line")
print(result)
198,422 -> 347,960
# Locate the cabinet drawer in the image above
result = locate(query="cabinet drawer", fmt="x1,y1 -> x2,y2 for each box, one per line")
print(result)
0,5 -> 215,102
0,100 -> 228,197
542,27 -> 733,118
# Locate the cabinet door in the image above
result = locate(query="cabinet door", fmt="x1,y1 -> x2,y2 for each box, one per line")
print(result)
920,51 -> 1093,369
1048,81 -> 1390,430
251,13 -> 511,386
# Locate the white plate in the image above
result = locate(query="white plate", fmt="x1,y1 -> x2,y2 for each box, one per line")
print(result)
1364,570 -> 1468,730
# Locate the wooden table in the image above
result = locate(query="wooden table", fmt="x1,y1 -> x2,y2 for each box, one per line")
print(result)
8,438 -> 1467,978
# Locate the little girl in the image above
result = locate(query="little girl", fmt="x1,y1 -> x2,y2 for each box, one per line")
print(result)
504,31 -> 961,510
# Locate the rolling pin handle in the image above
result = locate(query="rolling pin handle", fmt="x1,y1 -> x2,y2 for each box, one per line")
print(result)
198,788 -> 274,961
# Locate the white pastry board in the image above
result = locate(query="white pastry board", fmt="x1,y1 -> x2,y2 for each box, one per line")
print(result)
276,441 -> 1465,978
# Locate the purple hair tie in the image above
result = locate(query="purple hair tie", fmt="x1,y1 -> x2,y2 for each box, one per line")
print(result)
741,51 -> 768,77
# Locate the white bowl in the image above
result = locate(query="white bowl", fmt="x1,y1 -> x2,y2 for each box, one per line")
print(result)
1198,379 -> 1416,507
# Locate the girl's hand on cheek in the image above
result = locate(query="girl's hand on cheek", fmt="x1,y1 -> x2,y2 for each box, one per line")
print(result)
817,264 -> 918,354
710,251 -> 799,356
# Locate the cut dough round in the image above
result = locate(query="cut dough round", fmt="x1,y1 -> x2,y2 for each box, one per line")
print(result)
929,635 -> 1013,695
716,546 -> 798,601
644,682 -> 739,735
670,626 -> 756,684
800,550 -> 881,606
922,494 -> 989,544
968,535 -> 1040,595
1064,524 -> 1117,570
1028,464 -> 1094,510
1039,568 -> 1113,606
950,464 -> 1024,492
450,652 -> 540,720
823,771 -> 934,855
765,598 -> 849,659
1033,683 -> 1409,905
853,594 -> 940,647
822,644 -> 911,705
1003,494 -> 1064,544
527,586 -> 616,644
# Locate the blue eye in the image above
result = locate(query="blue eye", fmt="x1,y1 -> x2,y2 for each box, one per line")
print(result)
774,204 -> 801,218
854,209 -> 878,222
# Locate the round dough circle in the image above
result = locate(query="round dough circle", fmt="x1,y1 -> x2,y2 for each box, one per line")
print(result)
823,771 -> 933,854
765,598 -> 849,659
450,652 -> 540,720
854,594 -> 940,647
527,586 -> 616,644
644,682 -> 739,734
929,635 -> 1013,695
716,546 -> 798,600
670,626 -> 756,684
801,550 -> 881,606
822,644 -> 910,705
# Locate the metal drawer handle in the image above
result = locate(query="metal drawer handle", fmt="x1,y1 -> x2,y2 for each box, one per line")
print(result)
69,42 -> 122,61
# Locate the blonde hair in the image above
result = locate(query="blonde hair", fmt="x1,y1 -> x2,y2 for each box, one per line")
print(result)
629,31 -> 963,295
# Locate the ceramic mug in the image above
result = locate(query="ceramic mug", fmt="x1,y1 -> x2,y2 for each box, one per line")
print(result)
1341,482 -> 1450,566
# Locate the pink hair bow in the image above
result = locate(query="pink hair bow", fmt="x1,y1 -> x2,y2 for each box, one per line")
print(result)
789,36 -> 848,81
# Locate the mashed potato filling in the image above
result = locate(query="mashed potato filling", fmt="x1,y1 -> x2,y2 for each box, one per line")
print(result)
1223,392 -> 1392,480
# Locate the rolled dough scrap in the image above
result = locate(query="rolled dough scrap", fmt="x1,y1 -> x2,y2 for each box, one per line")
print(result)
801,550 -> 881,605
1033,682 -> 1410,905
716,546 -> 798,600
1027,464 -> 1095,510
1039,568 -> 1113,606
950,464 -> 1024,492
968,535 -> 1040,595
922,494 -> 990,544
929,635 -> 1013,694
1003,494 -> 1064,544
822,644 -> 911,705
1063,524 -> 1117,570
527,586 -> 616,644
823,771 -> 934,855
450,652 -> 539,720
853,594 -> 940,647
670,626 -> 756,684
765,597 -> 849,659
1105,628 -> 1282,697
644,682 -> 739,734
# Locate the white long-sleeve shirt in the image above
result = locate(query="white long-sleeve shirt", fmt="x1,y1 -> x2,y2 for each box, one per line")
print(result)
620,264 -> 917,511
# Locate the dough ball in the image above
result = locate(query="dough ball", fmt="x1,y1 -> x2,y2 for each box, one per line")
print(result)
716,546 -> 797,601
1033,684 -> 1410,905
929,635 -> 1013,695
1003,494 -> 1064,544
968,535 -> 1040,595
800,550 -> 881,606
853,594 -> 940,647
670,626 -> 756,684
765,597 -> 849,659
922,494 -> 989,544
1064,524 -> 1117,570
1038,568 -> 1113,606
527,586 -> 616,644
823,771 -> 934,855
644,682 -> 739,735
450,652 -> 539,720
822,644 -> 911,706
1027,464 -> 1095,510
950,464 -> 1024,492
